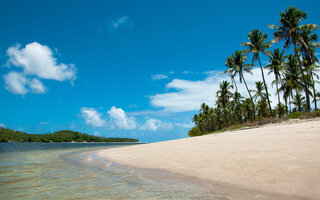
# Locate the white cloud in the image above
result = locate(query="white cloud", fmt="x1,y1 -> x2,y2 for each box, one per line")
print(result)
3,71 -> 28,95
3,42 -> 76,95
151,74 -> 168,81
140,118 -> 173,131
150,67 -> 320,113
108,16 -> 134,31
80,107 -> 106,127
0,123 -> 6,128
3,72 -> 47,95
107,106 -> 137,129
29,78 -> 47,94
39,121 -> 49,125
174,122 -> 194,129
6,42 -> 76,81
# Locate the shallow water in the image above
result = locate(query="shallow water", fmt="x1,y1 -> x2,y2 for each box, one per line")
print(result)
0,143 -> 230,200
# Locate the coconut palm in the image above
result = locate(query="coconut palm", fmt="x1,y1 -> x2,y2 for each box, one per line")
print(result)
241,29 -> 273,116
242,98 -> 254,121
265,48 -> 285,112
229,50 -> 256,119
252,81 -> 269,117
278,55 -> 304,112
291,93 -> 306,112
269,6 -> 319,111
222,56 -> 239,92
252,81 -> 267,102
216,81 -> 233,126
232,91 -> 244,123
299,26 -> 320,109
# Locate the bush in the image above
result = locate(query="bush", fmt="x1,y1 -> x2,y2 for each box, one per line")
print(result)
188,126 -> 203,137
310,109 -> 320,117
288,111 -> 302,119
300,109 -> 320,119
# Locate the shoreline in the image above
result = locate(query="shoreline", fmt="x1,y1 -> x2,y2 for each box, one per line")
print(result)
94,152 -> 306,200
97,118 -> 320,199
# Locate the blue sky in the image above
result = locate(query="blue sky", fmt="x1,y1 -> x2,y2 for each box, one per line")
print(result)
0,0 -> 319,142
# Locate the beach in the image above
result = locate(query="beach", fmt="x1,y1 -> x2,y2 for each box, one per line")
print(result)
97,118 -> 320,199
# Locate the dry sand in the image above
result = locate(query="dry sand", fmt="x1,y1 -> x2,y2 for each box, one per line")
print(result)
97,118 -> 320,199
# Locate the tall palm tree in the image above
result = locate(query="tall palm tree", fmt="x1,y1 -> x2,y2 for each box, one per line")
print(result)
269,6 -> 319,111
221,56 -> 242,120
278,55 -> 304,112
265,48 -> 285,113
241,29 -> 273,116
299,26 -> 320,109
222,56 -> 239,92
230,50 -> 256,119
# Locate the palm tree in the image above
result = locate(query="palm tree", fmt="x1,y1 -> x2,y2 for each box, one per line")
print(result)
229,50 -> 256,119
232,91 -> 244,123
242,98 -> 254,121
216,81 -> 233,126
252,81 -> 269,117
299,26 -> 320,109
269,6 -> 319,111
265,48 -> 285,113
291,93 -> 306,112
252,81 -> 267,102
241,29 -> 273,116
278,55 -> 304,112
222,56 -> 239,92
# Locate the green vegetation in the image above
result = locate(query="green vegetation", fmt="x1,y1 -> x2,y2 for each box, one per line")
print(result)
190,6 -> 320,137
0,128 -> 139,143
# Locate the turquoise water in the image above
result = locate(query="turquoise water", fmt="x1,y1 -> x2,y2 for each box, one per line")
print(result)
0,143 -> 230,199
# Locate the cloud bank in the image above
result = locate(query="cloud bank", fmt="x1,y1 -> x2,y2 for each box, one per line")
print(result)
150,67 -> 320,113
80,106 -> 176,131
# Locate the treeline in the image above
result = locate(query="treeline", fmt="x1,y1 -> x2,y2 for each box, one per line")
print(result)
0,128 -> 139,143
189,6 -> 320,137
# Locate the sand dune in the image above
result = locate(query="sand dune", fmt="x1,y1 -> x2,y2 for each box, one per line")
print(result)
97,118 -> 320,199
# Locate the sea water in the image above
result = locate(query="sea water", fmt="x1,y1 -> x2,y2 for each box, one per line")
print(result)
0,143 -> 230,200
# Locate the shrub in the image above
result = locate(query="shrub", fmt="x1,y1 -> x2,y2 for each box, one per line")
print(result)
188,126 -> 203,137
288,111 -> 302,119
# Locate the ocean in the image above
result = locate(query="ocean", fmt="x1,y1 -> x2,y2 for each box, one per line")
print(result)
0,143 -> 230,199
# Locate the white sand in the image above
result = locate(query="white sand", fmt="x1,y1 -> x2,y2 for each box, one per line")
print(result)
98,118 -> 320,199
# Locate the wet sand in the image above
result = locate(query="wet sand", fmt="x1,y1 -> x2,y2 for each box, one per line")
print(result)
97,118 -> 320,199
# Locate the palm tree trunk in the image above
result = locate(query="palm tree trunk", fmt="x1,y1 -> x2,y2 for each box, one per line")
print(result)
241,74 -> 256,120
285,97 -> 288,114
312,79 -> 317,110
289,95 -> 291,113
274,75 -> 282,117
293,43 -> 311,111
257,56 -> 273,116
232,78 -> 238,93
232,78 -> 242,123
275,76 -> 281,106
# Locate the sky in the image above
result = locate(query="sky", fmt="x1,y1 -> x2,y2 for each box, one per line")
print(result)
0,0 -> 320,142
